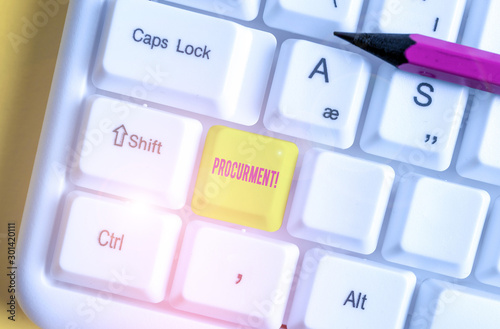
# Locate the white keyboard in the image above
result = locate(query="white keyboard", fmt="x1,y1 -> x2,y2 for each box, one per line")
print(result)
16,1 -> 500,328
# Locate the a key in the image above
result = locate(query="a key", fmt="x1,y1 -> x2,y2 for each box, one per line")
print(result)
70,96 -> 202,209
382,173 -> 489,278
462,0 -> 500,53
264,39 -> 371,149
288,249 -> 415,329
287,148 -> 394,254
362,0 -> 467,41
475,198 -> 500,287
409,279 -> 500,329
456,92 -> 500,185
191,126 -> 298,232
170,221 -> 299,329
51,192 -> 182,302
164,0 -> 261,21
93,0 -> 276,125
263,0 -> 364,40
360,64 -> 468,171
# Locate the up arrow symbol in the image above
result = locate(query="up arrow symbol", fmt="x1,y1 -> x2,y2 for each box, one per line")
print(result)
113,125 -> 128,147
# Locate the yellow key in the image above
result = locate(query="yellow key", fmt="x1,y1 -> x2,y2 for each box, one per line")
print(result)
192,126 -> 298,232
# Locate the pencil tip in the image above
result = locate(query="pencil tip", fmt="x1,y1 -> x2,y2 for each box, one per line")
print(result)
333,31 -> 356,43
333,32 -> 415,67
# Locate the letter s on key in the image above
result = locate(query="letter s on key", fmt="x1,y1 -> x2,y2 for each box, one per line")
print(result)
414,82 -> 434,107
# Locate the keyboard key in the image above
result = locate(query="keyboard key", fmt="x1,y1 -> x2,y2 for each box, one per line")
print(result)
462,0 -> 500,53
409,279 -> 500,329
93,0 -> 276,125
51,192 -> 182,303
263,39 -> 371,149
70,96 -> 202,209
475,198 -> 500,287
287,148 -> 394,254
382,173 -> 489,278
362,0 -> 467,41
164,0 -> 261,21
170,221 -> 299,329
263,0 -> 364,40
191,126 -> 298,232
456,92 -> 500,185
288,249 -> 415,329
360,64 -> 468,171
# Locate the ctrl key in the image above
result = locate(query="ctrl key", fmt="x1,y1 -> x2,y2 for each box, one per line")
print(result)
51,192 -> 182,303
288,250 -> 416,329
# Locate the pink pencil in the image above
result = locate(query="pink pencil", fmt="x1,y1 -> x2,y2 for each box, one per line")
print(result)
334,32 -> 500,95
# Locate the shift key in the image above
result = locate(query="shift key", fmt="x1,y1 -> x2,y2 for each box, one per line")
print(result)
93,0 -> 276,125
70,96 -> 202,209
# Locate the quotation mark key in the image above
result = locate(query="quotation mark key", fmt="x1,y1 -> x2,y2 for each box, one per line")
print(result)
425,134 -> 438,144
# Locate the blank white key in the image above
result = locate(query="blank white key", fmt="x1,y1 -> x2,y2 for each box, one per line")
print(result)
362,0 -> 467,41
164,0 -> 261,21
51,192 -> 182,302
456,92 -> 500,185
93,0 -> 276,125
382,173 -> 489,278
287,148 -> 394,254
70,96 -> 201,209
360,64 -> 468,171
462,0 -> 500,53
409,279 -> 500,329
475,198 -> 500,287
288,249 -> 415,329
170,221 -> 299,329
264,39 -> 370,149
263,0 -> 364,40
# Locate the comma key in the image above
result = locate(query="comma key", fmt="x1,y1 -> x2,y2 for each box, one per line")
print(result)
170,221 -> 299,329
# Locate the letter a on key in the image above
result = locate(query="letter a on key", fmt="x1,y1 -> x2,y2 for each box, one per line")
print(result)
309,58 -> 329,83
343,290 -> 356,307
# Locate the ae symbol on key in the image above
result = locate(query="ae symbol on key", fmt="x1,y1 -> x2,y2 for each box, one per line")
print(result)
323,108 -> 339,120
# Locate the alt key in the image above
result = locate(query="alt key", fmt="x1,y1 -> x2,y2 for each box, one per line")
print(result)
288,249 -> 416,329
